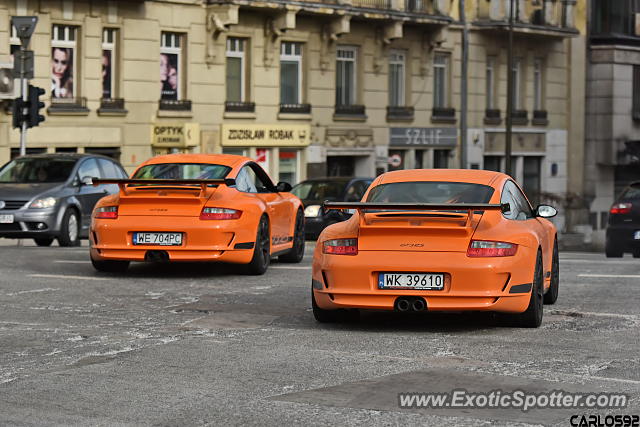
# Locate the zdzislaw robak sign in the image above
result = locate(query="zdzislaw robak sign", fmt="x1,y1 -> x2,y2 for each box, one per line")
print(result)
221,124 -> 311,147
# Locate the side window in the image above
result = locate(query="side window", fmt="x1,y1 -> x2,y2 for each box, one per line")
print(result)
77,158 -> 101,180
511,183 -> 534,220
501,181 -> 532,221
98,159 -> 121,179
236,166 -> 258,193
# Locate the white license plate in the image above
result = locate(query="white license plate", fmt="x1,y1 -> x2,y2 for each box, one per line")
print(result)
133,232 -> 183,246
378,273 -> 444,290
634,231 -> 640,240
0,214 -> 14,224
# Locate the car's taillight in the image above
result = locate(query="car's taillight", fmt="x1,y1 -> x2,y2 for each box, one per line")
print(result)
610,203 -> 632,215
94,206 -> 118,219
467,240 -> 518,257
200,207 -> 242,220
323,238 -> 358,255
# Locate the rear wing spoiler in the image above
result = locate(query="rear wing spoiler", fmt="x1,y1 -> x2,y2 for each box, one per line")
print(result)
91,178 -> 236,196
323,202 -> 510,213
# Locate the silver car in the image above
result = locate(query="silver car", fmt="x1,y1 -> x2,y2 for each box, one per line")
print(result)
0,153 -> 127,246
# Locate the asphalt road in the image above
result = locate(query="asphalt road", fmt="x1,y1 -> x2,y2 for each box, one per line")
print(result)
0,239 -> 638,426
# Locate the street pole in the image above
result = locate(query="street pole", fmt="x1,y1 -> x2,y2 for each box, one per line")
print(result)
19,44 -> 28,157
459,0 -> 468,169
505,0 -> 515,177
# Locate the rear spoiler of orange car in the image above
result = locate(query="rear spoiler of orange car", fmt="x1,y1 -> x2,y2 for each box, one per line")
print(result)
91,178 -> 236,197
323,202 -> 510,228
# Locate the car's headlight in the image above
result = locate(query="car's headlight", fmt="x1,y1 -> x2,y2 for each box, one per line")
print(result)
304,205 -> 321,217
30,197 -> 57,209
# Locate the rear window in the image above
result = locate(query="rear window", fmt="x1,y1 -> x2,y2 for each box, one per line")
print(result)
366,181 -> 495,204
619,183 -> 640,201
132,163 -> 230,180
291,181 -> 348,201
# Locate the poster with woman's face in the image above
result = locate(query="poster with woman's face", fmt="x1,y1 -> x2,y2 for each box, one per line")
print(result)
160,53 -> 178,100
51,47 -> 73,99
102,50 -> 112,99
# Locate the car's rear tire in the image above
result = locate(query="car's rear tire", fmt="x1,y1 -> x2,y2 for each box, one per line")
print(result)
605,239 -> 623,258
633,249 -> 640,258
279,209 -> 305,263
34,238 -> 54,247
246,216 -> 270,275
544,240 -> 559,305
91,257 -> 129,273
311,286 -> 359,323
57,209 -> 80,247
513,251 -> 544,328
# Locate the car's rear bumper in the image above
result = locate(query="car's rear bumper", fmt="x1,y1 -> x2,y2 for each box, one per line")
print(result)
606,224 -> 640,251
312,247 -> 536,313
90,215 -> 255,264
0,208 -> 62,238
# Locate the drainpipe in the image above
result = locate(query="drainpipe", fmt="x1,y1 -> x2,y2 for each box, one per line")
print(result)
459,0 -> 468,169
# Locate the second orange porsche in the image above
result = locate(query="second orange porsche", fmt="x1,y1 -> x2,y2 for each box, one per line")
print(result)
311,169 -> 559,328
89,154 -> 305,275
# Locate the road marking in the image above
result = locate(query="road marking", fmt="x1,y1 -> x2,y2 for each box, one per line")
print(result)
27,274 -> 110,281
562,259 -> 634,265
54,260 -> 91,264
270,266 -> 312,270
578,274 -> 640,279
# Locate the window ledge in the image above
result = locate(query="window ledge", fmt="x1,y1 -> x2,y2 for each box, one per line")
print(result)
157,110 -> 193,118
47,106 -> 90,116
278,112 -> 312,121
531,118 -> 549,126
224,111 -> 257,119
97,108 -> 128,117
431,115 -> 457,124
333,113 -> 367,122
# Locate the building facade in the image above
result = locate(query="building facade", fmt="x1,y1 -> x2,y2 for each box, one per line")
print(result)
0,0 -> 585,231
586,0 -> 640,248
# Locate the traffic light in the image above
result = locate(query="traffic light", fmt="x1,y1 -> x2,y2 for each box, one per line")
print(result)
27,84 -> 45,128
11,98 -> 27,129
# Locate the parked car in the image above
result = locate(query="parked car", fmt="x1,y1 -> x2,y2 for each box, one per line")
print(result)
0,153 -> 127,247
291,177 -> 373,239
606,181 -> 640,257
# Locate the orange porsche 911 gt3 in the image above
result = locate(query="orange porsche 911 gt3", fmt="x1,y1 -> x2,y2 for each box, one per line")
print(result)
311,169 -> 559,328
89,154 -> 305,275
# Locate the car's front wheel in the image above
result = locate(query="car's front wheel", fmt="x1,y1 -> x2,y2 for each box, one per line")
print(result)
513,251 -> 544,328
34,238 -> 54,247
57,209 -> 80,247
246,216 -> 270,275
279,209 -> 305,263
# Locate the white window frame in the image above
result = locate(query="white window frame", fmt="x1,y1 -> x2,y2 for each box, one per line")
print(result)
51,24 -> 78,99
226,37 -> 246,102
533,58 -> 543,111
102,28 -> 117,99
486,56 -> 496,110
336,46 -> 357,106
512,57 -> 523,110
433,53 -> 449,109
389,50 -> 406,107
280,41 -> 303,105
161,32 -> 182,100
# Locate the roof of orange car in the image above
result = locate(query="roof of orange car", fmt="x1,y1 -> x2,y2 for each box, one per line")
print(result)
140,154 -> 250,168
377,169 -> 508,187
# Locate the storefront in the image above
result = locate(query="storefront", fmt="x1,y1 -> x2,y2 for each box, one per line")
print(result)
220,124 -> 310,185
388,127 -> 457,171
150,123 -> 200,156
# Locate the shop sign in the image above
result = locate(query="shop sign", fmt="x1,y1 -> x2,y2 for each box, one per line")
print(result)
151,123 -> 200,147
390,127 -> 457,147
221,124 -> 311,147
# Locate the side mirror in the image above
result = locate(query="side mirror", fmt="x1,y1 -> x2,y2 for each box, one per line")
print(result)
276,181 -> 292,192
81,176 -> 94,186
536,204 -> 557,218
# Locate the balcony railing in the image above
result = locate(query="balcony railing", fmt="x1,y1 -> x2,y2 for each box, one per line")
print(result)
352,0 -> 391,9
225,101 -> 255,113
335,104 -> 366,116
404,0 -> 429,13
484,108 -> 502,125
48,97 -> 89,114
159,99 -> 192,111
532,109 -> 548,125
386,106 -> 414,121
511,109 -> 528,125
99,98 -> 126,111
476,0 -> 576,31
432,107 -> 456,122
280,103 -> 312,114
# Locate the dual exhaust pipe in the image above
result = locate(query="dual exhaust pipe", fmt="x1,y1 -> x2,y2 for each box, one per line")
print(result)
395,297 -> 427,312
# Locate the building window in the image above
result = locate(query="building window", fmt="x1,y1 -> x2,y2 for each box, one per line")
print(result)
486,56 -> 496,110
433,149 -> 450,169
484,156 -> 502,172
511,58 -> 523,110
336,46 -> 357,106
280,42 -> 303,105
51,25 -> 78,99
160,32 -> 182,100
102,29 -> 117,100
226,37 -> 246,103
633,66 -> 640,120
533,58 -> 544,111
433,53 -> 449,109
389,50 -> 406,107
523,156 -> 542,206
591,0 -> 636,37
279,149 -> 299,184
